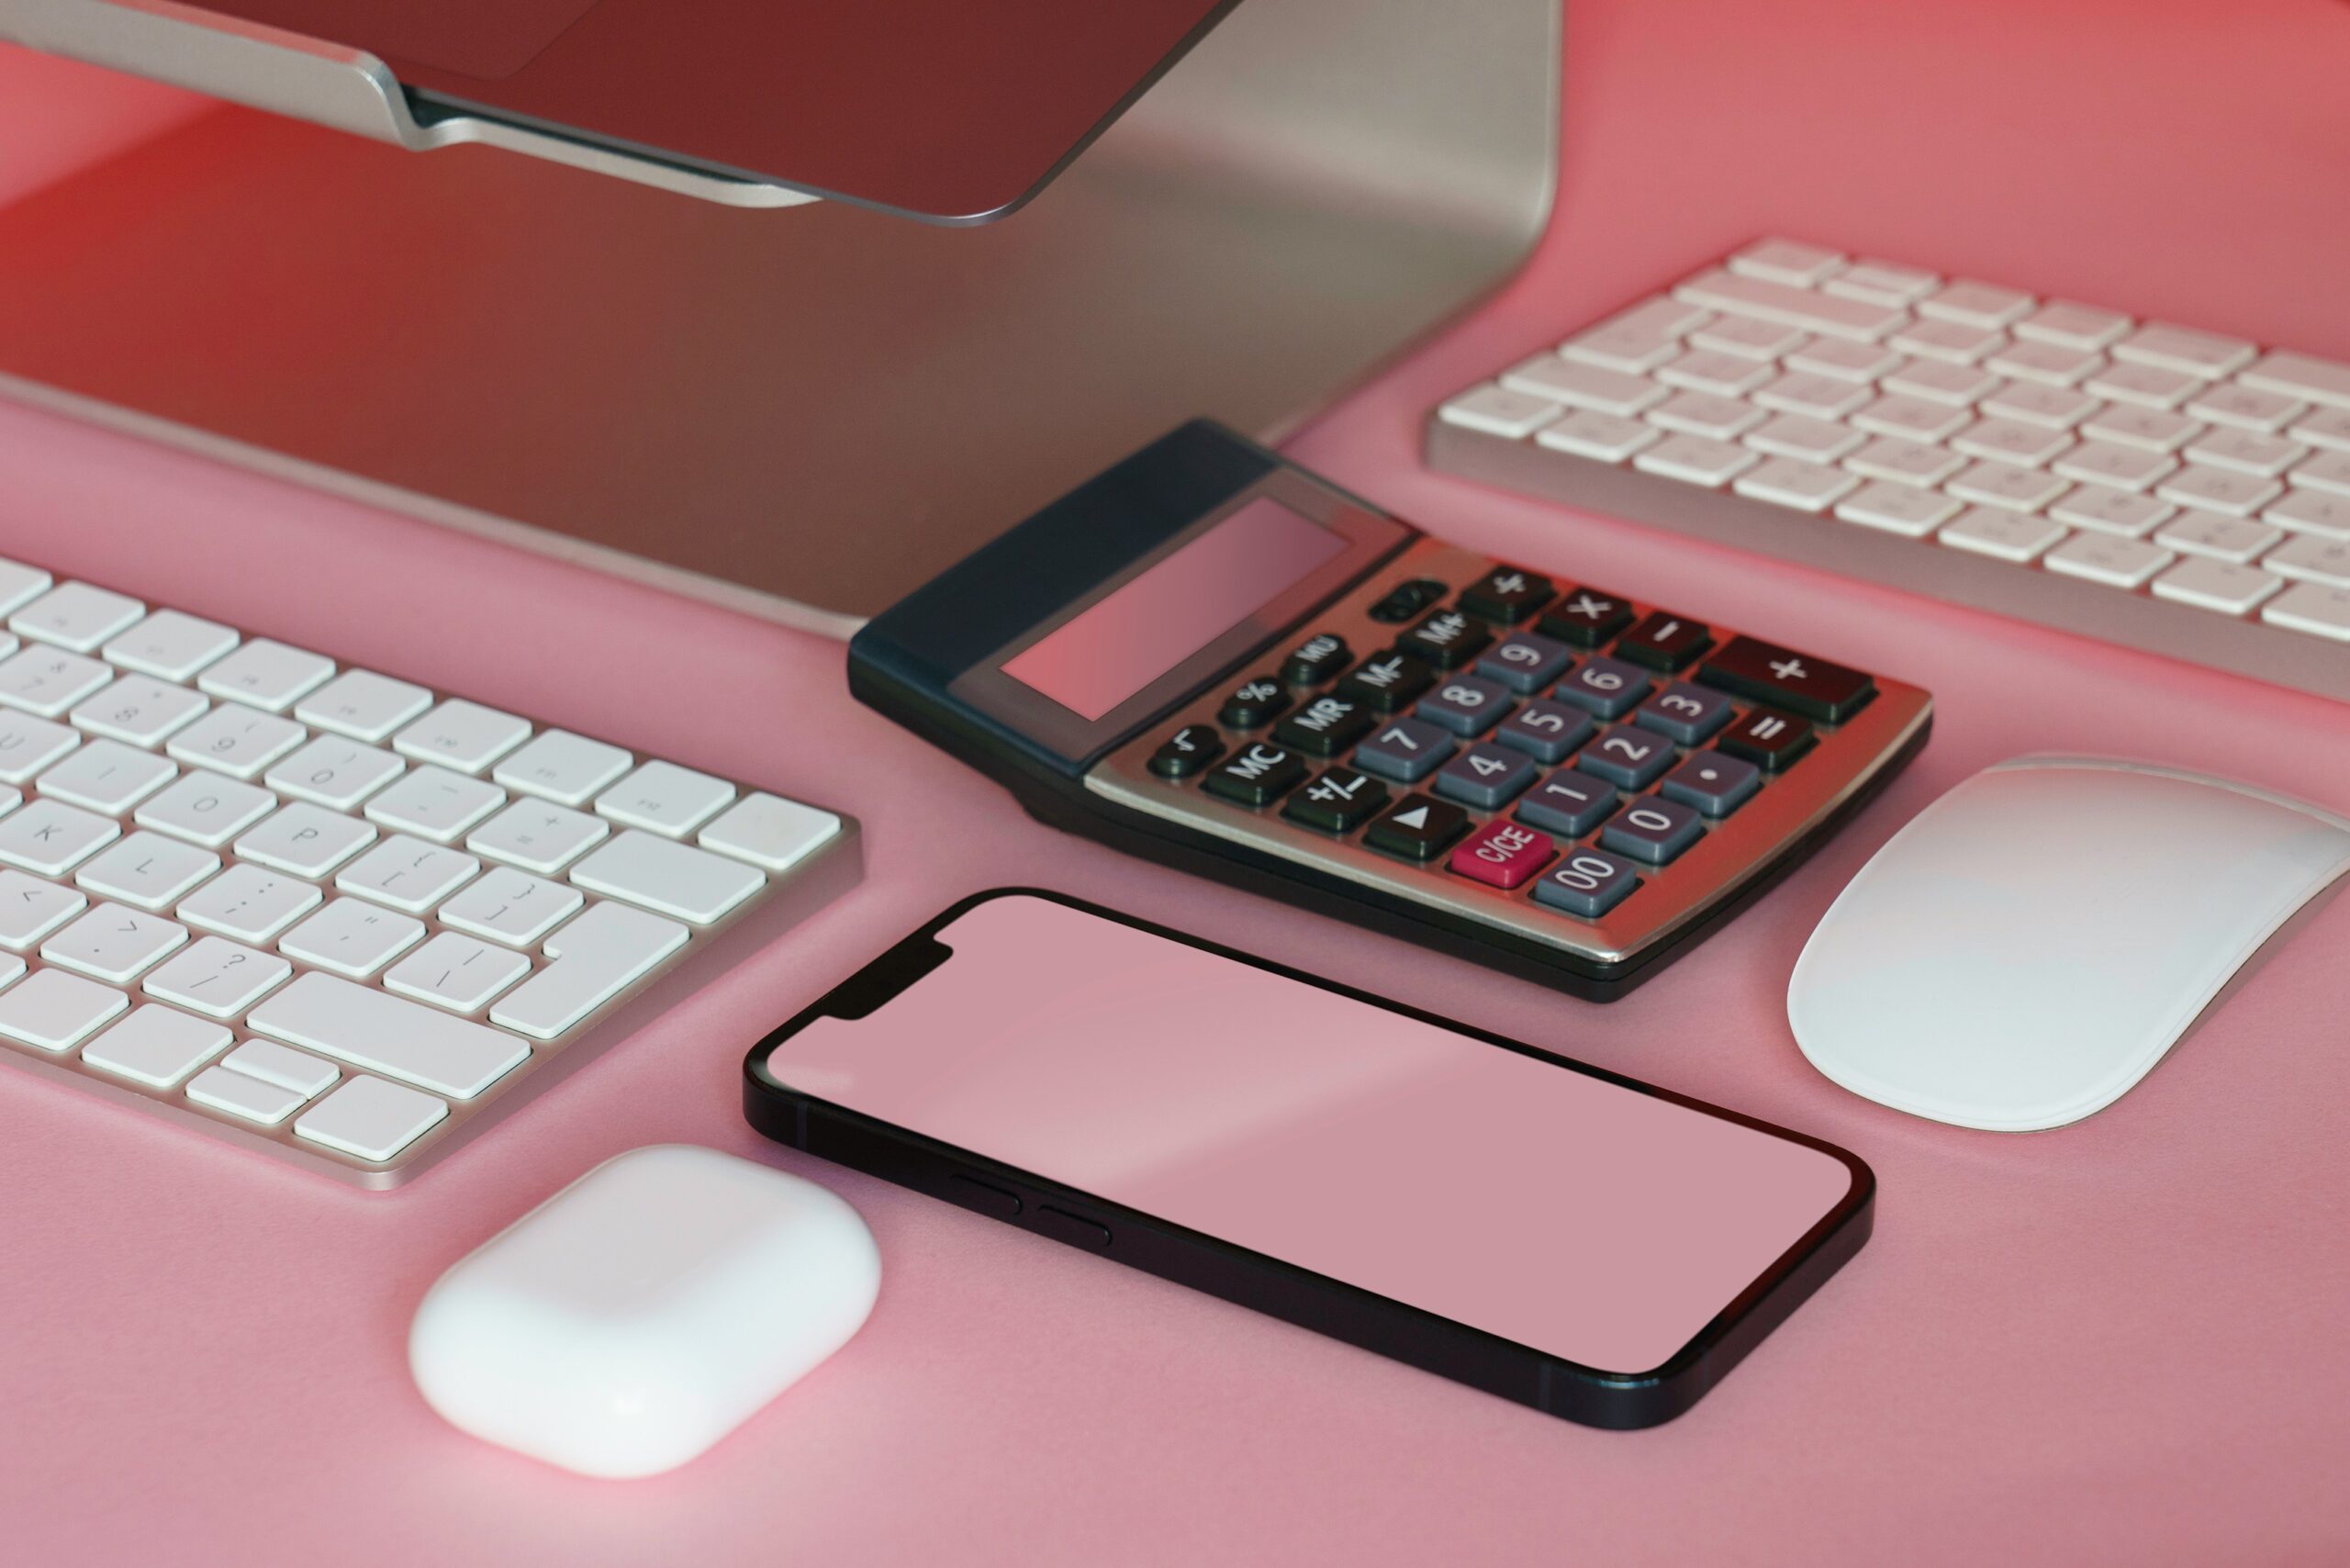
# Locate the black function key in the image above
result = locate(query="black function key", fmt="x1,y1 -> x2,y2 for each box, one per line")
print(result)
1216,675 -> 1292,729
1202,741 -> 1308,806
1398,608 -> 1493,670
1148,724 -> 1225,778
1537,586 -> 1635,647
1613,611 -> 1713,673
1273,693 -> 1375,757
1281,633 -> 1351,686
1336,651 -> 1435,713
1716,707 -> 1816,771
1697,636 -> 1875,722
1282,767 -> 1392,834
1457,565 -> 1556,624
1364,794 -> 1472,861
1368,577 -> 1449,623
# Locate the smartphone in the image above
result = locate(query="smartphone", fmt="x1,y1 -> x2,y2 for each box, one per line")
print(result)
744,890 -> 1872,1428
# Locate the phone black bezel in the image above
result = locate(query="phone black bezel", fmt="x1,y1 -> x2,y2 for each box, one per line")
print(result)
744,888 -> 1875,1429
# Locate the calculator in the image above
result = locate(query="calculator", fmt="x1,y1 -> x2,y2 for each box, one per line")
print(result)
849,422 -> 1931,997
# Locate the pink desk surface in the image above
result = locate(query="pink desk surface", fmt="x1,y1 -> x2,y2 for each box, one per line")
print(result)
6,1 -> 2350,1562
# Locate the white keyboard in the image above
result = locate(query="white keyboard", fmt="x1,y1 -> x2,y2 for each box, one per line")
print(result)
1427,238 -> 2350,703
0,555 -> 859,1186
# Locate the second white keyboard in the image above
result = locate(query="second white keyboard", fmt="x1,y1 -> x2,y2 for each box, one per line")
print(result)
1429,238 -> 2350,703
0,554 -> 860,1185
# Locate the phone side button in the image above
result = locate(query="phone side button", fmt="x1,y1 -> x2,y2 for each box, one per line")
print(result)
1033,1206 -> 1112,1250
948,1175 -> 1023,1218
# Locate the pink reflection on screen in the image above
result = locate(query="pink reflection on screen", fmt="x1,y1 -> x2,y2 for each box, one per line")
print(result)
1000,498 -> 1345,722
775,897 -> 1858,1376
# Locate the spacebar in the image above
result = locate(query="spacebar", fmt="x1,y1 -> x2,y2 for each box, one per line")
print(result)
248,973 -> 531,1099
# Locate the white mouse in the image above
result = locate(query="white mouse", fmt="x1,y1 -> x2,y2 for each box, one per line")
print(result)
1788,756 -> 2350,1131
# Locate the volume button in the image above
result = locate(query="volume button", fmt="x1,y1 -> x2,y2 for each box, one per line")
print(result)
1033,1205 -> 1112,1250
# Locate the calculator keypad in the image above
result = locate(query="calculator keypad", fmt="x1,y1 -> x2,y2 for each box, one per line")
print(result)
1089,539 -> 1931,970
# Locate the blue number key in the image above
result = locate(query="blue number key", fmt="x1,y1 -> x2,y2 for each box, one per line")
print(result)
1634,682 -> 1734,745
1551,654 -> 1652,719
1434,744 -> 1538,810
1580,724 -> 1674,788
1515,767 -> 1618,837
1353,716 -> 1457,783
1532,846 -> 1641,918
1601,796 -> 1706,864
1475,631 -> 1574,694
1494,698 -> 1595,765
1416,675 -> 1511,736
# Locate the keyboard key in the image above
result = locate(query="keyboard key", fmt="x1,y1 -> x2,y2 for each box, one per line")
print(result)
39,738 -> 176,814
1691,313 -> 1806,360
1494,699 -> 1595,765
278,897 -> 424,978
218,1039 -> 340,1097
1456,566 -> 1555,626
1363,795 -> 1471,862
1280,767 -> 1390,834
75,831 -> 219,913
490,899 -> 687,1040
1447,821 -> 1556,890
1716,708 -> 1815,771
1699,636 -> 1875,722
294,669 -> 432,741
2014,300 -> 2131,351
2293,450 -> 2350,497
1953,418 -> 2071,467
2087,361 -> 2202,410
1656,350 -> 1771,398
165,703 -> 306,779
1821,257 -> 1935,306
1536,587 -> 1635,647
364,765 -> 506,843
1531,847 -> 1640,918
2154,510 -> 2282,565
1884,358 -> 2001,406
1674,268 -> 1906,341
2150,556 -> 2283,616
1515,769 -> 1619,837
336,834 -> 478,914
466,798 -> 610,873
2042,532 -> 2175,589
2186,427 -> 2306,478
492,729 -> 632,807
1558,324 -> 1681,377
10,583 -> 144,653
1786,337 -> 1901,381
1919,280 -> 2032,330
1147,724 -> 1223,778
1983,379 -> 2100,428
2290,408 -> 2350,453
1202,741 -> 1308,806
1734,456 -> 1860,512
1746,413 -> 1863,464
2266,487 -> 2350,539
81,1004 -> 231,1089
0,965 -> 127,1051
1889,318 -> 2004,365
1352,718 -> 1456,784
101,610 -> 238,681
1660,753 -> 1762,817
1416,675 -> 1511,736
1729,239 -> 1844,286
1938,507 -> 2066,564
1474,631 -> 1574,694
0,711 -> 81,785
0,645 -> 114,717
134,771 -> 277,848
1844,437 -> 1964,487
0,799 -> 120,876
294,1075 -> 448,1161
385,931 -> 532,1013
1635,683 -> 1734,745
69,675 -> 208,746
1215,675 -> 1290,729
235,801 -> 376,878
435,868 -> 585,947
250,971 -> 527,1098
2051,442 -> 2177,492
595,760 -> 737,836
1272,693 -> 1375,756
1396,609 -> 1492,670
1835,481 -> 1963,537
697,793 -> 841,877
2264,581 -> 2350,641
1580,725 -> 1674,789
1552,655 -> 1652,719
2240,351 -> 2350,410
176,862 -> 322,943
572,831 -> 765,924
1602,797 -> 1707,864
392,700 -> 532,773
1633,432 -> 1759,487
1499,355 -> 1665,418
265,736 -> 405,811
186,1065 -> 307,1126
2113,323 -> 2255,379
142,936 -> 293,1018
2156,465 -> 2282,517
1437,384 -> 1561,438
197,638 -> 334,711
1614,611 -> 1712,673
1753,372 -> 1870,420
1852,395 -> 1968,443
1986,339 -> 2103,389
2051,484 -> 2174,538
2262,532 -> 2350,588
1533,409 -> 1660,462
0,559 -> 52,617
41,902 -> 187,983
1433,744 -> 1539,810
2188,384 -> 2308,433
1561,297 -> 1709,365
1946,459 -> 2068,512
0,869 -> 84,951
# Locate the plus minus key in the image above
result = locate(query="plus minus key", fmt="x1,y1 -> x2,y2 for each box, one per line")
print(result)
1696,636 -> 1876,722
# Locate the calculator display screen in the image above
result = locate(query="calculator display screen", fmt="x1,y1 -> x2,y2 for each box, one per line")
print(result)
1000,498 -> 1347,722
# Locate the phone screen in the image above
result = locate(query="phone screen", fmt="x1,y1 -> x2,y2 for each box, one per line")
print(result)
766,894 -> 1860,1377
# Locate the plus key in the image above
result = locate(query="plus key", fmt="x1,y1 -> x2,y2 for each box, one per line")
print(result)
1696,636 -> 1875,722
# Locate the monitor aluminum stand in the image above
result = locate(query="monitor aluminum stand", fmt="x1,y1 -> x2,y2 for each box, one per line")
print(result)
0,0 -> 1558,634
